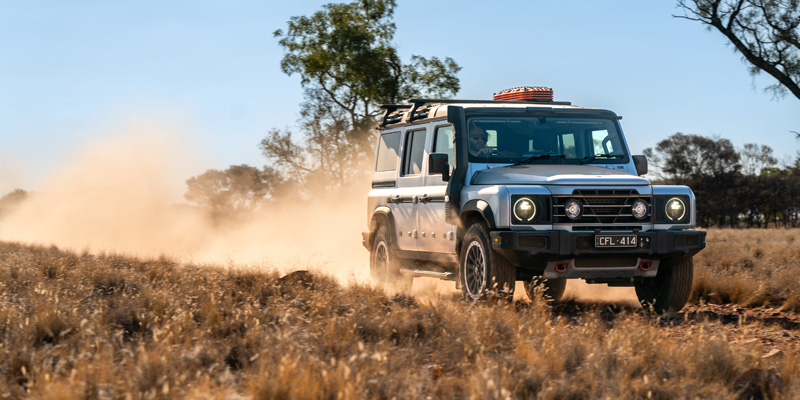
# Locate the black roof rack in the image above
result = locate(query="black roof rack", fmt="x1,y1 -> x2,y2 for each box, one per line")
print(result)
378,98 -> 573,128
379,104 -> 412,127
406,98 -> 572,106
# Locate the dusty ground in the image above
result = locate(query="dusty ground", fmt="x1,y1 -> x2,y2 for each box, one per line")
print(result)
412,276 -> 800,360
541,296 -> 800,365
2,241 -> 798,398
672,303 -> 800,355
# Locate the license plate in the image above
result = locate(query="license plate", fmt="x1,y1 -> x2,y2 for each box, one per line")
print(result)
595,234 -> 637,248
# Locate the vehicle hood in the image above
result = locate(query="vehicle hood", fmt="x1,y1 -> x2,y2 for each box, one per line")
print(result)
471,164 -> 650,186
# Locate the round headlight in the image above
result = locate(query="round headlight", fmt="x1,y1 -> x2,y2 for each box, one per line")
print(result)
564,199 -> 582,220
665,197 -> 686,221
513,197 -> 537,222
632,199 -> 648,219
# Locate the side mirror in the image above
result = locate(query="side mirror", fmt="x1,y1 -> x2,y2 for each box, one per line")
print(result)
429,153 -> 450,181
633,155 -> 648,176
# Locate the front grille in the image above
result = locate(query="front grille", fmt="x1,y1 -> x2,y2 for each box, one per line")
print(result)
553,189 -> 652,225
572,226 -> 643,231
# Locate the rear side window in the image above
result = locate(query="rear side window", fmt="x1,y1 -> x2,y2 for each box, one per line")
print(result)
433,125 -> 454,173
376,131 -> 400,171
403,129 -> 427,175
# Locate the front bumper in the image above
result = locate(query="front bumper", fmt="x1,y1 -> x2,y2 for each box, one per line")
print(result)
490,229 -> 706,280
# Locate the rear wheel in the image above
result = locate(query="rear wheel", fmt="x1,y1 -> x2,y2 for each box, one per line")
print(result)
370,225 -> 412,291
524,277 -> 566,302
635,257 -> 693,313
459,223 -> 515,301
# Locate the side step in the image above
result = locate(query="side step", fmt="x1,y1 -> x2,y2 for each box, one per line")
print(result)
399,269 -> 456,281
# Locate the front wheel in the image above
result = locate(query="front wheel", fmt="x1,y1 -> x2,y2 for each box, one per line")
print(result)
635,257 -> 693,313
370,225 -> 412,291
459,223 -> 515,301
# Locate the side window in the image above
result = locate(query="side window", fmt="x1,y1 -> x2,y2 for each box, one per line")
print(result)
592,129 -> 614,154
433,125 -> 454,172
403,129 -> 427,176
375,131 -> 400,171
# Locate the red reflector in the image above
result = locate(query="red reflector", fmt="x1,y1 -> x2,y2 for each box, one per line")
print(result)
493,86 -> 553,101
554,262 -> 568,273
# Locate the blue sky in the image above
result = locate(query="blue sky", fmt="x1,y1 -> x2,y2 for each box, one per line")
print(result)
2,1 -> 798,195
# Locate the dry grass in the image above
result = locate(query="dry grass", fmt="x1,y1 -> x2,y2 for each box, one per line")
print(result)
693,229 -> 800,311
0,239 -> 798,399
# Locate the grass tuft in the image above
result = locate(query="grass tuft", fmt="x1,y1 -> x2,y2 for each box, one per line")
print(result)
693,229 -> 800,309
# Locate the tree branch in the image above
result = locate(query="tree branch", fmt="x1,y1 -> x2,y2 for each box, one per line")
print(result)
316,73 -> 357,119
700,0 -> 800,99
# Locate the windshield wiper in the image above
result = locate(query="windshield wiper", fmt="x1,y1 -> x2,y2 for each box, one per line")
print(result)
514,154 -> 566,166
580,154 -> 623,164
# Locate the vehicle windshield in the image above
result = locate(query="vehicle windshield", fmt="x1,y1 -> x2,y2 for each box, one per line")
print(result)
466,116 -> 628,164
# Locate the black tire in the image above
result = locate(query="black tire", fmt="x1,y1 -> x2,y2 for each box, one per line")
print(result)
370,225 -> 412,291
523,277 -> 566,302
635,257 -> 693,314
459,223 -> 516,301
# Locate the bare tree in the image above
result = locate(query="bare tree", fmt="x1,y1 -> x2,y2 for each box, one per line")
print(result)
676,0 -> 800,100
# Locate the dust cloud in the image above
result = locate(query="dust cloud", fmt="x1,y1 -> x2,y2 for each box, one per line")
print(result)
410,280 -> 639,305
0,124 -> 371,283
562,280 -> 640,306
0,124 -> 642,304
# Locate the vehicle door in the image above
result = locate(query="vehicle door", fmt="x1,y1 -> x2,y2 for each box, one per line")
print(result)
417,124 -> 456,254
392,127 -> 427,252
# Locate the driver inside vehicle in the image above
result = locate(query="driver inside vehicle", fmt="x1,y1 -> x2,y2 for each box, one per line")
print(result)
470,125 -> 519,159
469,125 -> 491,157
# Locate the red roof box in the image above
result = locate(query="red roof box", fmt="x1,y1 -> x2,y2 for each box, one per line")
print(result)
493,86 -> 553,101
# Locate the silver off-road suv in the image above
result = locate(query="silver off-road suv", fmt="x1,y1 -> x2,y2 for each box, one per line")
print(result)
362,88 -> 705,312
